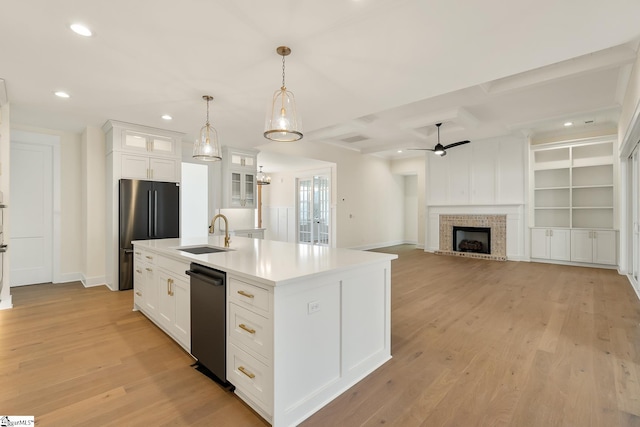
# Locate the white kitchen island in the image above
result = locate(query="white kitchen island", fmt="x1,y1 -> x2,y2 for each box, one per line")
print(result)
132,235 -> 396,427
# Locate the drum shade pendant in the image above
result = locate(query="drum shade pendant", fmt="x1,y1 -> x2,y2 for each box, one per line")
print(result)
193,95 -> 222,161
264,46 -> 303,142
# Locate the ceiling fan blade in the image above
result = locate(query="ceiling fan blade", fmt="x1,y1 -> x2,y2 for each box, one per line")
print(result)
443,140 -> 470,150
407,148 -> 436,151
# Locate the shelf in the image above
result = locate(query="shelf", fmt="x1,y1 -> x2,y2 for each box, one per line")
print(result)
535,209 -> 570,228
535,188 -> 569,208
532,138 -> 615,229
534,169 -> 570,188
572,164 -> 613,186
572,208 -> 613,229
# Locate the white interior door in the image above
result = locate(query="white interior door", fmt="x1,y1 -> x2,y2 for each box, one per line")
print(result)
10,141 -> 53,286
297,175 -> 330,246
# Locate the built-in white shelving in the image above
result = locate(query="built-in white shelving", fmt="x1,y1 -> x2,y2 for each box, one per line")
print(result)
530,136 -> 617,265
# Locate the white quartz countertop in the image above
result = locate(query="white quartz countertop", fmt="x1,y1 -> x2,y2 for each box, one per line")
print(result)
133,236 -> 397,286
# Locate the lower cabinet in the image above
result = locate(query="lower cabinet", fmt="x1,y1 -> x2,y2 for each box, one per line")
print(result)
133,246 -> 190,351
570,229 -> 617,265
531,228 -> 571,261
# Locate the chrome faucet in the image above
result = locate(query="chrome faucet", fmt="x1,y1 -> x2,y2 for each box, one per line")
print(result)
209,214 -> 231,248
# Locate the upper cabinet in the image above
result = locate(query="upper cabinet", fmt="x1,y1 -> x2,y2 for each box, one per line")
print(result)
104,120 -> 183,183
530,136 -> 616,230
222,146 -> 258,209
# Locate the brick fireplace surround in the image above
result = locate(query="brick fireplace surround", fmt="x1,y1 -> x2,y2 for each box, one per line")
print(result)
436,214 -> 507,261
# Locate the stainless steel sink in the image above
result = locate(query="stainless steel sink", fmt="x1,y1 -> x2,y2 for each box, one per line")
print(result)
175,245 -> 230,254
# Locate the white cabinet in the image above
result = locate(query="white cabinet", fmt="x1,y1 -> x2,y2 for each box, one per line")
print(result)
122,131 -> 177,156
226,260 -> 392,427
227,277 -> 274,418
133,246 -> 190,351
530,136 -> 618,266
570,229 -> 617,265
222,147 -> 257,209
157,269 -> 190,349
232,229 -> 264,239
531,228 -> 571,261
133,248 -> 158,317
121,154 -> 178,181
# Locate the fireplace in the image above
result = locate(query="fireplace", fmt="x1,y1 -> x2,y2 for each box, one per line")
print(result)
436,214 -> 507,261
453,226 -> 491,254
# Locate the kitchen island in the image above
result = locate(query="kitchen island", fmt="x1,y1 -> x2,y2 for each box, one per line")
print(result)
132,235 -> 396,427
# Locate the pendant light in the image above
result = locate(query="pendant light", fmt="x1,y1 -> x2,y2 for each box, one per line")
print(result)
264,46 -> 303,142
193,95 -> 222,161
256,166 -> 271,185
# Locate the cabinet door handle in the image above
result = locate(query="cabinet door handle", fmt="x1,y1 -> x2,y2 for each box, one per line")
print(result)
237,290 -> 254,299
239,324 -> 256,334
238,366 -> 255,379
145,255 -> 153,260
136,291 -> 142,296
136,269 -> 142,273
168,278 -> 174,296
146,267 -> 153,272
135,251 -> 141,255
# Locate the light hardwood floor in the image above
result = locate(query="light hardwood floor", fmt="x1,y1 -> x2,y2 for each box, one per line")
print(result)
2,246 -> 639,426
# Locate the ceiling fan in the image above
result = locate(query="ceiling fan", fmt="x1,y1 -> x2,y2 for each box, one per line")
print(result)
410,123 -> 470,156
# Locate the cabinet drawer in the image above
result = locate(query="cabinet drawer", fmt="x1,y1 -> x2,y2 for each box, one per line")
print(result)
229,278 -> 271,316
158,255 -> 189,279
137,250 -> 156,264
228,343 -> 272,415
229,303 -> 272,361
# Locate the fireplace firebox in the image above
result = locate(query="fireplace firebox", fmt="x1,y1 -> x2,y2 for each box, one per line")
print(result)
453,226 -> 491,254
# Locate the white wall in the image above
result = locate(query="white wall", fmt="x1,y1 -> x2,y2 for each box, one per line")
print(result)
258,142 -> 405,249
403,175 -> 418,244
424,135 -> 527,259
81,127 -> 106,286
0,102 -> 11,308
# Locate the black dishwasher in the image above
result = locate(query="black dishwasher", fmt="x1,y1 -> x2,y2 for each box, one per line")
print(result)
186,263 -> 228,385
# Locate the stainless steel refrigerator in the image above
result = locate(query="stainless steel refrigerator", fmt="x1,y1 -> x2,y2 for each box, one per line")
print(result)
119,179 -> 179,290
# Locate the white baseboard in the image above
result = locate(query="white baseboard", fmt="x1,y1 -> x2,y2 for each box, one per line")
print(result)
0,295 -> 13,310
349,240 -> 414,251
81,274 -> 107,288
56,272 -> 83,283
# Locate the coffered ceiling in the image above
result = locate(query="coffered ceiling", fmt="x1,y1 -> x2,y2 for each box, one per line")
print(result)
1,0 -> 639,161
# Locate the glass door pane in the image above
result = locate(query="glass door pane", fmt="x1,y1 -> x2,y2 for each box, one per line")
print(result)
314,176 -> 330,246
298,179 -> 312,243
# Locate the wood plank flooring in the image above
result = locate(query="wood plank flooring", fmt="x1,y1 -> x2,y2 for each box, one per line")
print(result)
2,245 -> 639,426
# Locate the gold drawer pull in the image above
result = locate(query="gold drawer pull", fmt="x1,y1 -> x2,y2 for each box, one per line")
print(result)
238,366 -> 255,379
135,291 -> 142,296
239,324 -> 256,334
135,251 -> 141,255
237,290 -> 254,299
145,255 -> 153,260
136,269 -> 142,273
146,267 -> 152,272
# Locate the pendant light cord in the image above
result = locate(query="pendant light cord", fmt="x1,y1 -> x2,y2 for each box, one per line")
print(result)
281,54 -> 286,89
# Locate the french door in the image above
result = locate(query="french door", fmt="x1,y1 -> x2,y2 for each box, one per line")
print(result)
297,175 -> 330,246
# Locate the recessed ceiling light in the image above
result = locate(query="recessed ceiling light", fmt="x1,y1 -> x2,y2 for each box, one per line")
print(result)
161,114 -> 173,120
564,121 -> 573,127
397,150 -> 403,153
54,91 -> 70,98
70,23 -> 92,37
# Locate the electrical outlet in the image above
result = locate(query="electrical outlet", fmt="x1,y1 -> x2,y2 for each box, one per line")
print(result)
308,301 -> 320,314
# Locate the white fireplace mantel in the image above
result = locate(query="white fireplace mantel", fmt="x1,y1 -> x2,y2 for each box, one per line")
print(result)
425,204 -> 526,261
